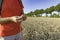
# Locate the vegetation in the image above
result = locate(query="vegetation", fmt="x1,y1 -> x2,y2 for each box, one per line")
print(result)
22,17 -> 60,40
25,3 -> 60,17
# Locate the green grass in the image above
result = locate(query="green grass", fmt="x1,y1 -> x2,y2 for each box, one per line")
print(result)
22,17 -> 60,40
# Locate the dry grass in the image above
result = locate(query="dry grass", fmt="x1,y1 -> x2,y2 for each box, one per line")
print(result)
22,17 -> 60,40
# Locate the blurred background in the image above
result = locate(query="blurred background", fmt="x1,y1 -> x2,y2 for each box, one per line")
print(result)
21,0 -> 60,40
22,0 -> 60,17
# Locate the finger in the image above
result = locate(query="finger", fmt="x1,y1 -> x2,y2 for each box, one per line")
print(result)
17,19 -> 23,22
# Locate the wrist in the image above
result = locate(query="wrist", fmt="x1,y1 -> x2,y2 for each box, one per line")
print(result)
10,17 -> 17,22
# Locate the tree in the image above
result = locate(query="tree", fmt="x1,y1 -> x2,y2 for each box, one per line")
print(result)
45,6 -> 55,17
26,11 -> 34,17
54,3 -> 60,17
55,3 -> 60,12
49,6 -> 55,13
40,9 -> 44,14
44,8 -> 50,17
26,3 -> 60,17
34,9 -> 44,17
34,9 -> 40,15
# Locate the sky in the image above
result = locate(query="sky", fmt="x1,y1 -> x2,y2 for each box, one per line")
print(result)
22,0 -> 60,13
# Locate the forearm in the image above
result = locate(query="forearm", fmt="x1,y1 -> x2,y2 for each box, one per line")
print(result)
0,12 -> 26,24
0,17 -> 12,24
0,15 -> 24,24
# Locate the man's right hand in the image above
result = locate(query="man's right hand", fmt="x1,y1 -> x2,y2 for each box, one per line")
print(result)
10,15 -> 24,23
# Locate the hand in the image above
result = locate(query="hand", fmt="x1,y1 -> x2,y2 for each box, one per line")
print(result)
22,14 -> 27,21
10,14 -> 27,23
15,14 -> 27,22
10,15 -> 23,22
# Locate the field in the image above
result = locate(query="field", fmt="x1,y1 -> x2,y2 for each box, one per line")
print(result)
22,17 -> 60,40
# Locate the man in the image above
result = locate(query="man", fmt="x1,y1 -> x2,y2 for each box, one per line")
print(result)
0,0 -> 26,40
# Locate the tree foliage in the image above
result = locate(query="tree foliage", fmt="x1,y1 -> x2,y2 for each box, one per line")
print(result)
26,3 -> 60,17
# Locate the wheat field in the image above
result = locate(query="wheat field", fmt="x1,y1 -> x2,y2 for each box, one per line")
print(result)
22,17 -> 60,40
